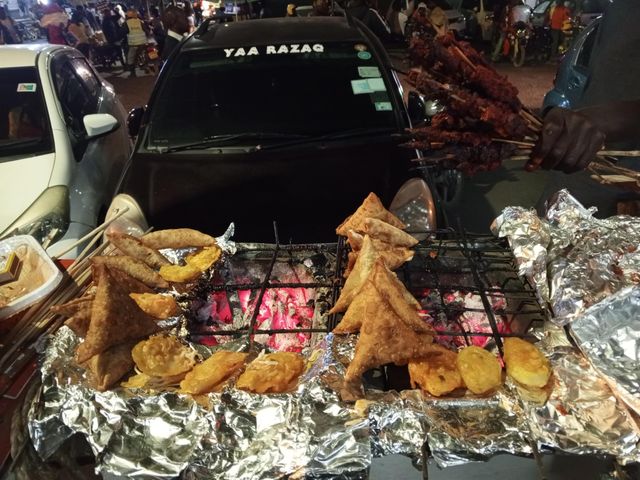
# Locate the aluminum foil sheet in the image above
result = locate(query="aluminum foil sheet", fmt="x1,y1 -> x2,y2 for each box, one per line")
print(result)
494,189 -> 640,325
570,286 -> 640,417
521,340 -> 640,463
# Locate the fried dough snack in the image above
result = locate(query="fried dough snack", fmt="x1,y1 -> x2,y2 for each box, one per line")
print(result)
236,352 -> 304,394
130,293 -> 179,319
503,338 -> 551,388
336,192 -> 405,236
409,346 -> 465,397
344,293 -> 437,390
456,346 -> 502,395
512,375 -> 554,404
180,351 -> 249,394
334,259 -> 422,333
91,255 -> 169,289
141,228 -> 216,250
362,218 -> 418,248
107,232 -> 170,269
132,334 -> 197,377
75,265 -> 160,363
159,245 -> 222,283
51,295 -> 94,336
83,342 -> 135,391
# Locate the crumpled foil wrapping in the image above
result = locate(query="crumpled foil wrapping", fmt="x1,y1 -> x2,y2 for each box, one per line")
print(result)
493,189 -> 640,325
570,286 -> 640,417
519,325 -> 640,464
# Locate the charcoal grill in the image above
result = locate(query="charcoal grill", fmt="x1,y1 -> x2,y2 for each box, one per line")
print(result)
185,222 -> 550,354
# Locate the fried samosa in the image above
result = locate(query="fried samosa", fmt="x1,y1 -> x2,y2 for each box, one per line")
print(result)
106,232 -> 170,269
51,296 -> 94,336
83,342 -> 136,391
91,256 -> 169,289
141,228 -> 216,250
344,294 -> 437,390
336,192 -> 405,236
75,265 -> 161,363
363,218 -> 418,248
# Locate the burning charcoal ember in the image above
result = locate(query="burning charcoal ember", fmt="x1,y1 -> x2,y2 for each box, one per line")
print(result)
415,289 -> 511,349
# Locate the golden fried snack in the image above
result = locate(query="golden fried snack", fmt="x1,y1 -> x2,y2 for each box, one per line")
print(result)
333,280 -> 377,334
344,231 -> 413,280
91,256 -> 170,289
132,334 -> 197,377
180,351 -> 249,394
503,338 -> 552,388
513,376 -> 554,404
83,342 -> 135,391
343,251 -> 358,279
236,352 -> 305,394
363,218 -> 419,248
51,296 -> 93,336
409,346 -> 464,397
121,372 -> 152,389
344,295 -> 438,390
185,245 -> 222,271
159,263 -> 201,283
129,293 -> 179,319
456,346 -> 503,395
141,229 -> 216,250
330,236 -> 379,313
107,232 -> 170,269
336,192 -> 405,236
334,259 -> 422,334
75,265 -> 160,363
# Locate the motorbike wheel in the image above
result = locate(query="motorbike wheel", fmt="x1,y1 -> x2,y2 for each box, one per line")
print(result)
511,41 -> 526,67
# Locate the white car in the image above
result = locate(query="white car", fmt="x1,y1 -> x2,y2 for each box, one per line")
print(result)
0,44 -> 131,263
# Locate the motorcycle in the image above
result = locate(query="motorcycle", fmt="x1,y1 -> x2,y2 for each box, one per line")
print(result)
136,43 -> 160,75
13,20 -> 41,42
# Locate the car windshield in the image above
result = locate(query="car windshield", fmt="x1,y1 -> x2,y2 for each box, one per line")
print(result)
146,42 -> 398,149
0,67 -> 53,158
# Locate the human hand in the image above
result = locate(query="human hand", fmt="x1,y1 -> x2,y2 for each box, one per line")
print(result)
526,107 -> 605,173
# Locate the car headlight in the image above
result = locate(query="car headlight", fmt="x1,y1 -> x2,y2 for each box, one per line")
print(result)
0,185 -> 69,247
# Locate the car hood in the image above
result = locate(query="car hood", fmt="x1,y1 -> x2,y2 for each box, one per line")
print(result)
118,141 -> 412,243
0,153 -> 54,233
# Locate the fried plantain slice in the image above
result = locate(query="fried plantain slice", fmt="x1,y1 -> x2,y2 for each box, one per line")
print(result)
456,346 -> 503,395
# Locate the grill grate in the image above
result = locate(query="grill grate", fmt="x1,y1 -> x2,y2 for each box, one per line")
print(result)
186,223 -> 548,352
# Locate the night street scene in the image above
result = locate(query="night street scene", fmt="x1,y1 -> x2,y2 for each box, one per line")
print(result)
2,0 -> 640,479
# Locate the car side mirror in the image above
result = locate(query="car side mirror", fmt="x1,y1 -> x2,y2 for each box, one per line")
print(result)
407,91 -> 427,126
127,106 -> 145,138
83,113 -> 119,140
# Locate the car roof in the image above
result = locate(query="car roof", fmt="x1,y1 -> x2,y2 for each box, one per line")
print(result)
0,44 -> 68,68
184,17 -> 367,50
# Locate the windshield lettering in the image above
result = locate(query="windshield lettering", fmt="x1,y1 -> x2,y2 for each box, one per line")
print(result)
224,44 -> 325,58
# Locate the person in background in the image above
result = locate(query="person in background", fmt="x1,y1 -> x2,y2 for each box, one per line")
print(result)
101,8 -> 126,66
123,7 -> 148,77
549,0 -> 569,56
39,3 -> 69,45
149,5 -> 165,56
68,11 -> 92,56
18,0 -> 27,17
114,3 -> 126,24
161,5 -> 188,61
183,1 -> 195,32
193,0 -> 203,25
426,0 -> 447,37
285,3 -> 297,16
0,6 -> 21,44
346,0 -> 390,40
310,0 -> 330,16
386,0 -> 407,40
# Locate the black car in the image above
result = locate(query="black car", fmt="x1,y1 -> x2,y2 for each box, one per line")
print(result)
112,17 -> 426,243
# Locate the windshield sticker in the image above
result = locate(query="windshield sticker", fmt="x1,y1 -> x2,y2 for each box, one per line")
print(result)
223,44 -> 324,58
375,101 -> 392,111
358,66 -> 381,78
366,78 -> 386,92
357,51 -> 372,60
351,79 -> 374,95
354,43 -> 368,52
17,83 -> 37,92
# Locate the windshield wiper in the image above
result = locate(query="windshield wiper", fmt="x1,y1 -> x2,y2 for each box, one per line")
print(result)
257,126 -> 398,151
156,132 -> 310,153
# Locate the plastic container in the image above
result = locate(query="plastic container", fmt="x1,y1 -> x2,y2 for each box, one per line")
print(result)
0,235 -> 63,320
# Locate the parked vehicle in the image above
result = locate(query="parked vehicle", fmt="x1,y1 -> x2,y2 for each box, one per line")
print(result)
0,45 -> 131,261
108,17 -> 443,242
542,15 -> 601,113
506,20 -> 530,67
